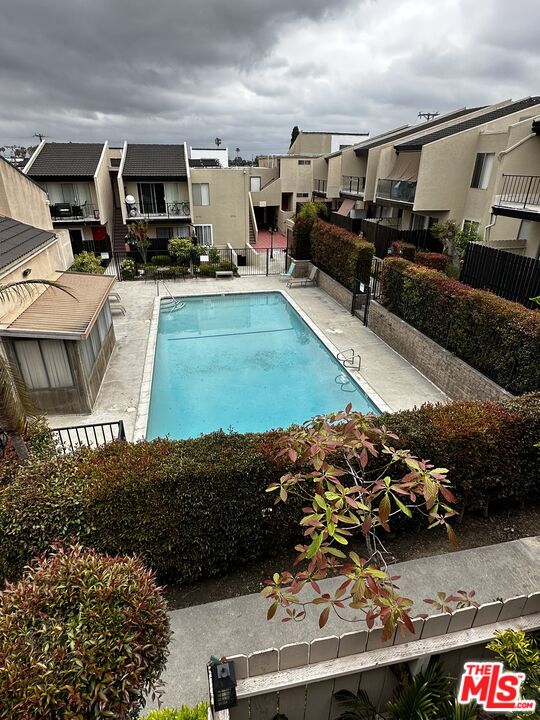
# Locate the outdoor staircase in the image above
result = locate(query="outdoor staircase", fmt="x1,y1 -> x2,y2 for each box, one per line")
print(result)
248,210 -> 257,245
110,170 -> 129,252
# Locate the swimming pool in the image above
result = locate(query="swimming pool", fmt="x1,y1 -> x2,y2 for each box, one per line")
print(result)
146,291 -> 380,439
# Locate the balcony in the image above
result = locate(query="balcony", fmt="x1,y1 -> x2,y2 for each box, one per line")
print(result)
493,174 -> 540,220
125,200 -> 191,221
376,178 -> 416,204
341,175 -> 365,195
50,202 -> 99,222
312,179 -> 327,196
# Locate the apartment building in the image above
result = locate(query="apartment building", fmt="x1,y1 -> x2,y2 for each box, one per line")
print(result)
289,131 -> 368,155
0,155 -> 116,414
25,142 -> 113,256
312,97 -> 540,259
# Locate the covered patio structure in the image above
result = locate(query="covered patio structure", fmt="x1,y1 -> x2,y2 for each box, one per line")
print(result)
1,271 -> 116,413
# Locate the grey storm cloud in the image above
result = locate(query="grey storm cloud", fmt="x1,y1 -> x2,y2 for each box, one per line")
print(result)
0,0 -> 539,156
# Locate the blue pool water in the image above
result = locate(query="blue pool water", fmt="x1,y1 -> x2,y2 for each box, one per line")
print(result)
146,292 -> 379,439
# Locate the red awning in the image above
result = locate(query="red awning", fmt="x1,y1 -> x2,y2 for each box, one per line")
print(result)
336,198 -> 355,216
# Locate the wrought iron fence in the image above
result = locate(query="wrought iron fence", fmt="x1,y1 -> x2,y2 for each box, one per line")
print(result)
51,421 -> 126,453
125,200 -> 191,219
498,174 -> 540,208
50,202 -> 98,221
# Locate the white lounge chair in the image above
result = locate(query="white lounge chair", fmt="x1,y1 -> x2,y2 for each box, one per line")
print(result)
287,266 -> 318,288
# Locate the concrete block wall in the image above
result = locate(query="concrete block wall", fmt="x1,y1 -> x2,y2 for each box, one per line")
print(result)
367,302 -> 512,402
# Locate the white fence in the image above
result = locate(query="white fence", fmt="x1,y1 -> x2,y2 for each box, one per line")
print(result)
210,592 -> 540,720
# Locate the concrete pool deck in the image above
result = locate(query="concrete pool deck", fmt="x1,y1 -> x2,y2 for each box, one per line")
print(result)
47,276 -> 447,436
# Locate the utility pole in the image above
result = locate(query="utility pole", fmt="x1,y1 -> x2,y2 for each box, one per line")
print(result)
33,132 -> 48,142
418,112 -> 439,122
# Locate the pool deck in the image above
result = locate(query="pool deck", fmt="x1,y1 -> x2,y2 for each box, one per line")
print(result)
47,276 -> 447,437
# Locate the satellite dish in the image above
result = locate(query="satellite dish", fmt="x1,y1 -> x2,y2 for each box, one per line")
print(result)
125,194 -> 135,204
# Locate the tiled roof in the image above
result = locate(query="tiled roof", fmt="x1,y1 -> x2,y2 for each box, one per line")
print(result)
395,97 -> 540,151
354,107 -> 484,156
4,272 -> 116,340
0,216 -> 55,272
27,143 -> 105,177
122,144 -> 188,178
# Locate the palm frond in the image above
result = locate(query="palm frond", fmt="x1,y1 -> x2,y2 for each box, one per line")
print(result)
0,279 -> 78,303
0,356 -> 36,434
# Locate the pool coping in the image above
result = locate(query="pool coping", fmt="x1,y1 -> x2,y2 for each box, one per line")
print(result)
133,289 -> 391,441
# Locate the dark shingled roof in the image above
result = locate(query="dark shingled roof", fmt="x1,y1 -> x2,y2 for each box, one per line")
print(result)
189,158 -> 221,168
122,144 -> 187,178
27,143 -> 105,177
0,216 -> 55,271
354,107 -> 484,156
395,97 -> 540,151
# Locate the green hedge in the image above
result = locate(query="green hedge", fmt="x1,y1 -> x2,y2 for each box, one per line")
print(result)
311,219 -> 374,287
141,704 -> 208,720
292,214 -> 315,260
0,397 -> 538,584
381,258 -> 540,394
0,432 -> 298,582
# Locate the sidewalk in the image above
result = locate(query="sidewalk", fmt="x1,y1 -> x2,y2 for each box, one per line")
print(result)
146,536 -> 540,709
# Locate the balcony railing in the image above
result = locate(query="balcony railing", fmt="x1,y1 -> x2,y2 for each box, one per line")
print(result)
497,174 -> 540,209
50,202 -> 99,221
125,200 -> 191,219
313,179 -> 327,194
341,175 -> 365,194
376,178 -> 416,204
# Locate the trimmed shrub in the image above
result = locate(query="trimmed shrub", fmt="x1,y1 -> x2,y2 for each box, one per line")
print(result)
381,258 -> 540,394
415,251 -> 449,272
311,219 -> 374,287
0,432 -> 300,583
292,213 -> 316,260
208,247 -> 221,263
120,256 -> 137,278
70,251 -> 104,274
0,544 -> 170,719
142,704 -> 208,720
151,254 -> 172,266
197,261 -> 237,277
379,394 -> 540,512
390,240 -> 416,261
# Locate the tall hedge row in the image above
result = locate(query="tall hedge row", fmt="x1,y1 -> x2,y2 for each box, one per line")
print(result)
311,219 -> 374,287
0,396 -> 538,584
381,258 -> 540,394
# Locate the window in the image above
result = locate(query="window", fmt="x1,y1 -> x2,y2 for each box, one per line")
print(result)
411,214 -> 429,230
462,220 -> 480,236
470,153 -> 494,189
194,224 -> 213,246
298,160 -> 311,165
80,304 -> 112,373
250,177 -> 261,193
156,226 -> 190,240
296,192 -> 309,198
192,183 -> 210,206
14,339 -> 73,389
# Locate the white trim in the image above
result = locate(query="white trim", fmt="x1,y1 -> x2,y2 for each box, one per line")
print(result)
193,223 -> 213,246
134,290 -> 388,441
23,139 -> 46,174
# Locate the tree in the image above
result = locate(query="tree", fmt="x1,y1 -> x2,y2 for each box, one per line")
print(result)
0,279 -> 74,460
214,137 -> 222,148
431,220 -> 480,267
290,125 -> 300,148
126,219 -> 151,264
262,406 -> 475,639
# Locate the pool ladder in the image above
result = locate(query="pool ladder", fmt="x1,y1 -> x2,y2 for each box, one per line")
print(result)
335,349 -> 361,393
158,281 -> 185,312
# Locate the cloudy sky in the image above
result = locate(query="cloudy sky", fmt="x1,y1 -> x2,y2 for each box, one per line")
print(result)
1,0 -> 538,157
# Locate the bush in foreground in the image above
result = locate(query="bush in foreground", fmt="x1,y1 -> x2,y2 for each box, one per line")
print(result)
0,544 -> 170,719
414,251 -> 449,272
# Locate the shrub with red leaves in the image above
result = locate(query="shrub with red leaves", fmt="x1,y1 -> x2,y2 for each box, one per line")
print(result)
415,251 -> 449,272
0,544 -> 170,719
311,219 -> 374,287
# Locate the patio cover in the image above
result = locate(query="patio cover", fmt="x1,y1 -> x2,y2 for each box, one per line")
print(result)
1,271 -> 116,340
386,152 -> 421,181
336,198 -> 356,216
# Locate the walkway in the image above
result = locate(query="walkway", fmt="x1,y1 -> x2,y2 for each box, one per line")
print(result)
146,536 -> 540,708
46,276 -> 446,436
254,230 -> 287,249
